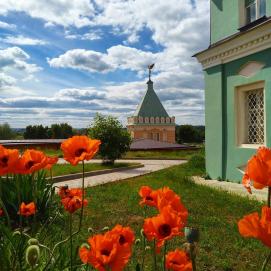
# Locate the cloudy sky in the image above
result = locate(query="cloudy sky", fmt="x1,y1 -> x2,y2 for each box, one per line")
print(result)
0,0 -> 209,128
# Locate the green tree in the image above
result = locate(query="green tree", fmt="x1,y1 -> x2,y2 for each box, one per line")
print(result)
88,114 -> 132,164
24,125 -> 50,139
0,123 -> 15,139
50,123 -> 74,139
176,125 -> 205,143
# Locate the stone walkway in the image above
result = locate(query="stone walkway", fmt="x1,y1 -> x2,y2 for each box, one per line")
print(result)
192,176 -> 268,202
55,159 -> 186,188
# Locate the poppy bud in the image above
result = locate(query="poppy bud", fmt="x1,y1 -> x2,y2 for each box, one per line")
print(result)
184,227 -> 200,243
102,226 -> 109,232
26,245 -> 40,268
13,230 -> 21,237
28,238 -> 39,246
145,246 -> 151,251
135,239 -> 141,245
88,227 -> 95,233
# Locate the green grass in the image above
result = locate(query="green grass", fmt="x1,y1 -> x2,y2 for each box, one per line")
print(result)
41,147 -> 204,160
46,161 -> 267,271
48,162 -> 137,177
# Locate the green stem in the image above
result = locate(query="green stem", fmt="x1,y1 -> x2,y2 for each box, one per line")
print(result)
261,251 -> 271,271
153,240 -> 157,271
189,244 -> 196,271
163,241 -> 167,271
16,175 -> 23,271
141,235 -> 146,271
70,213 -> 73,271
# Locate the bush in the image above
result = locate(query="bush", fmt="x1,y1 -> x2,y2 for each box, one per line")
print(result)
188,154 -> 205,171
176,125 -> 205,143
0,123 -> 15,140
88,114 -> 132,164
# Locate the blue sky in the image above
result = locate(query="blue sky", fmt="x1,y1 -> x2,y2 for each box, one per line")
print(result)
0,0 -> 209,128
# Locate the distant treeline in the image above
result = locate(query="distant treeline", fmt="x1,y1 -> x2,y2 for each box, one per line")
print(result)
176,125 -> 205,144
0,122 -> 87,140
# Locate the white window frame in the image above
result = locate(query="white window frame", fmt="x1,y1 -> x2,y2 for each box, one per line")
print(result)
239,0 -> 266,27
235,81 -> 266,149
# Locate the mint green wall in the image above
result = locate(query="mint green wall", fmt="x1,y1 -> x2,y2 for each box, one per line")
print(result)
211,0 -> 239,44
205,48 -> 271,181
211,0 -> 271,44
204,66 -> 223,179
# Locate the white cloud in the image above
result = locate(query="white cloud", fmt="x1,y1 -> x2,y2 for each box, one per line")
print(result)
0,20 -> 16,30
0,0 -> 95,28
48,49 -> 113,73
0,35 -> 47,46
0,73 -> 16,88
65,30 -> 102,41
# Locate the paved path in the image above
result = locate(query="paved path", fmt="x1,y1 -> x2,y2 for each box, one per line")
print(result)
192,176 -> 268,202
55,159 -> 186,188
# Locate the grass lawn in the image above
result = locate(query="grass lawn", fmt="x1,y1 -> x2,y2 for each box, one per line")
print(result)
48,162 -> 137,177
47,160 -> 266,271
42,147 -> 204,160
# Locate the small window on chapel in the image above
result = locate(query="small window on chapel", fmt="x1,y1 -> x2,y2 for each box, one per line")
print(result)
245,0 -> 266,24
236,82 -> 265,147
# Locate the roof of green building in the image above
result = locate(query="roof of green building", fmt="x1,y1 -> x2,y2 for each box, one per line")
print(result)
133,80 -> 169,118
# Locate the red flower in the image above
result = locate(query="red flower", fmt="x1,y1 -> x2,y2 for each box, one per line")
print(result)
61,136 -> 101,165
238,206 -> 271,248
61,195 -> 87,214
139,186 -> 158,208
242,147 -> 271,193
18,149 -> 48,174
45,156 -> 58,170
157,187 -> 188,224
0,145 -> 19,175
143,206 -> 184,249
0,208 -> 4,217
79,231 -> 132,271
18,202 -> 36,217
166,249 -> 192,271
108,225 -> 135,247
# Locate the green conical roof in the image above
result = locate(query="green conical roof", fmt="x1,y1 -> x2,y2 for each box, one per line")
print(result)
134,80 -> 169,118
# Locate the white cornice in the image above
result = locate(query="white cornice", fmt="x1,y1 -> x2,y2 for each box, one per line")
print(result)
195,21 -> 271,69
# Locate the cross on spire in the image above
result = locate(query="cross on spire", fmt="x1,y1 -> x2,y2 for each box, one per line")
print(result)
148,63 -> 155,81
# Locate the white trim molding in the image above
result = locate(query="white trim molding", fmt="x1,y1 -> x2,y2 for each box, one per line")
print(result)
195,20 -> 271,69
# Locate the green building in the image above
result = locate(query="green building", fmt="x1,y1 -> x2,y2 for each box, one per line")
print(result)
195,0 -> 271,181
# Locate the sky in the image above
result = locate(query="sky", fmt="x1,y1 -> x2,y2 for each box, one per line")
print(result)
0,0 -> 209,128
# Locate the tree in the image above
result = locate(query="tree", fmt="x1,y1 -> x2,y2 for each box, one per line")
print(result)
176,125 -> 205,143
50,123 -> 74,139
88,114 -> 132,164
24,125 -> 50,139
0,123 -> 15,140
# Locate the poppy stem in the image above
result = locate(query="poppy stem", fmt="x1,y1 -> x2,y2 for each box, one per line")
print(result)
261,251 -> 271,271
163,241 -> 167,271
78,160 -> 85,231
189,243 -> 197,271
268,187 -> 271,208
153,240 -> 157,271
70,213 -> 73,271
141,235 -> 146,271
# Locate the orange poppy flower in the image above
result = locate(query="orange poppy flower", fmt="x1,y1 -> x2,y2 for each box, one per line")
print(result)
58,186 -> 70,198
242,147 -> 271,193
238,206 -> 271,248
18,149 -> 48,174
61,195 -> 87,213
166,249 -> 192,271
139,186 -> 158,208
157,187 -> 188,224
58,187 -> 84,199
0,145 -> 19,175
61,136 -> 101,166
45,156 -> 58,170
108,225 -> 135,247
0,208 -> 3,217
79,232 -> 132,271
143,206 -> 184,249
18,202 -> 36,217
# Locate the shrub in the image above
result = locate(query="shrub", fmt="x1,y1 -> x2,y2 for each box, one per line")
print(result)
88,114 -> 132,164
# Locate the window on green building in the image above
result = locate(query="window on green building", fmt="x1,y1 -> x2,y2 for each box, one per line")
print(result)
245,0 -> 266,24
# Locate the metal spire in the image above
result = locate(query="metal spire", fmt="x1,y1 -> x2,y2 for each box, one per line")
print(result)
148,63 -> 155,81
